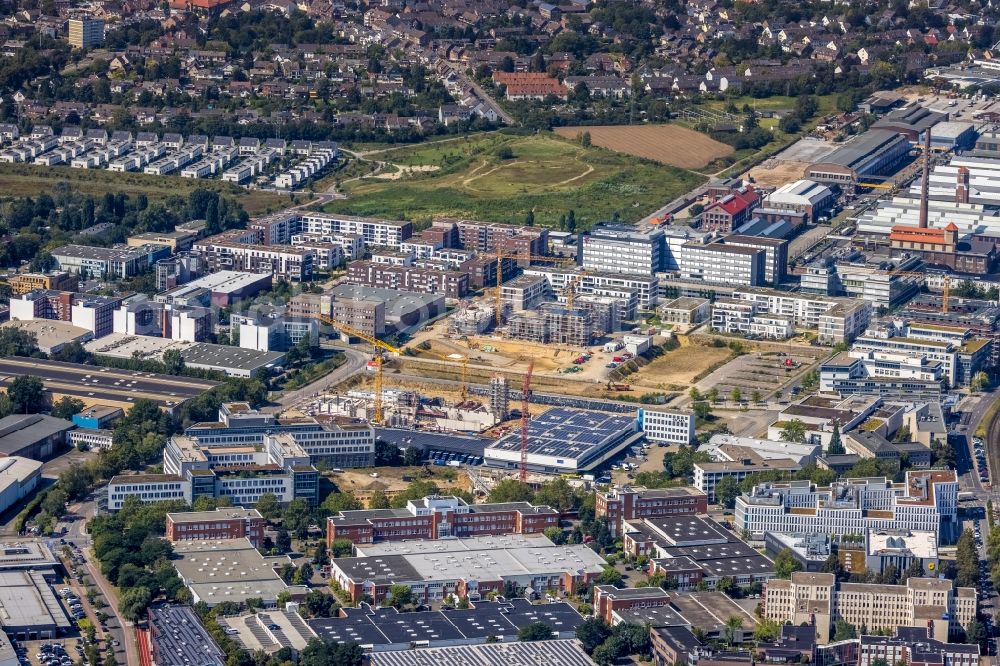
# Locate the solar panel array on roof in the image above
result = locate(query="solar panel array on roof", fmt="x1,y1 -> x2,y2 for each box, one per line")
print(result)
149,605 -> 226,666
487,408 -> 636,461
368,639 -> 596,666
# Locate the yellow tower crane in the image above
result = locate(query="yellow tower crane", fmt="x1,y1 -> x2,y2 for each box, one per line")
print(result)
315,315 -> 401,425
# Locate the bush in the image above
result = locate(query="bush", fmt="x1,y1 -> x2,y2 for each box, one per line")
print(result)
496,146 -> 514,160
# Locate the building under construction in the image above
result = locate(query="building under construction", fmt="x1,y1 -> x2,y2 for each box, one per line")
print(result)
449,302 -> 495,336
490,375 -> 509,420
506,303 -> 592,347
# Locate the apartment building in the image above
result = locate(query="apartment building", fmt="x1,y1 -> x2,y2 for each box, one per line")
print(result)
506,303 -> 592,346
51,243 -> 169,278
711,298 -> 794,340
10,289 -> 119,338
858,628 -> 979,666
326,495 -> 560,546
637,408 -> 696,445
68,17 -> 104,48
193,235 -> 314,281
501,275 -> 550,312
165,508 -> 266,547
595,486 -> 708,537
523,266 -> 656,310
763,572 -> 976,644
803,262 -> 923,308
251,211 -> 412,248
593,586 -> 672,625
346,260 -> 469,297
581,224 -> 665,275
434,219 -> 548,262
680,242 -> 765,286
735,470 -> 959,541
291,232 -> 364,261
724,288 -> 872,344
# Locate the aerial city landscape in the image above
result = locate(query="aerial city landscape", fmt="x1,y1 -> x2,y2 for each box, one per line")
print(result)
3,0 -> 1000,665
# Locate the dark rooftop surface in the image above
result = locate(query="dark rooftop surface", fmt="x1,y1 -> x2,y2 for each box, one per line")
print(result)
308,600 -> 584,648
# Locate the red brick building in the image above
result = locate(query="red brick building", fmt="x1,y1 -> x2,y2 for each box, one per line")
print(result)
701,186 -> 761,232
596,486 -> 708,537
593,585 -> 672,624
326,495 -> 560,549
165,508 -> 265,548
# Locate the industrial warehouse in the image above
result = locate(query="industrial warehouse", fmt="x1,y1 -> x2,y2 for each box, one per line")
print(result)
483,407 -> 643,474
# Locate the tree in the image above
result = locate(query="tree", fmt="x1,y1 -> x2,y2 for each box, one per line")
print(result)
276,528 -> 292,554
119,586 -> 152,622
833,620 -> 858,641
730,387 -> 742,404
283,498 -> 311,538
50,396 -> 84,420
723,615 -> 744,646
388,583 -> 413,609
162,349 -> 185,376
903,558 -> 924,582
956,529 -> 979,588
689,387 -> 702,401
751,390 -> 763,404
967,618 -> 987,649
8,375 -> 44,414
773,548 -> 802,578
368,490 -> 391,509
403,447 -> 423,466
827,422 -> 845,455
254,493 -> 281,520
971,371 -> 989,393
576,617 -> 612,654
780,418 -> 808,444
754,619 -> 781,643
488,479 -> 534,503
692,401 -> 713,421
518,621 -> 554,641
322,491 -> 362,514
715,477 -> 740,509
580,130 -> 592,147
525,210 -> 534,227
598,566 -> 623,586
0,327 -> 39,358
534,478 -> 576,511
544,526 -> 567,545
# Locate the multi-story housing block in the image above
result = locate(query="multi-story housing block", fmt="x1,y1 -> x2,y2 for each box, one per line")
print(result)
345,261 -> 469,297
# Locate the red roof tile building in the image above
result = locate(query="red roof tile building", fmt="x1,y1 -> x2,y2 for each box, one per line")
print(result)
701,186 -> 761,232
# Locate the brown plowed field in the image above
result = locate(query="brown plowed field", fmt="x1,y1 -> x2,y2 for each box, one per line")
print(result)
553,124 -> 733,169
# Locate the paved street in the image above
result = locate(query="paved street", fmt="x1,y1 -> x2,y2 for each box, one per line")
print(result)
275,346 -> 368,407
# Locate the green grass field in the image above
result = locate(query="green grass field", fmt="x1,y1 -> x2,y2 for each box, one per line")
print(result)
0,163 -> 288,215
329,132 -> 705,228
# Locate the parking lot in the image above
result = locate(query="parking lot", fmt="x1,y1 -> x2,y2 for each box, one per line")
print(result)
691,350 -> 822,401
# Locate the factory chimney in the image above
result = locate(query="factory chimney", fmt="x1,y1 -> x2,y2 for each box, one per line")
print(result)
956,166 -> 970,205
918,130 -> 931,228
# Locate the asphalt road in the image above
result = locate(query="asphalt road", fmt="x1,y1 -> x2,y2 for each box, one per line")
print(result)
276,347 -> 368,407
